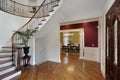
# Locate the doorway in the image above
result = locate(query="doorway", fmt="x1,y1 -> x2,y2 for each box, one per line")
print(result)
60,29 -> 84,56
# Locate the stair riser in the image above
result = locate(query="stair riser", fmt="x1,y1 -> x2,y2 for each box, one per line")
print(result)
0,53 -> 12,56
2,71 -> 21,80
0,62 -> 13,68
0,57 -> 12,61
0,67 -> 16,75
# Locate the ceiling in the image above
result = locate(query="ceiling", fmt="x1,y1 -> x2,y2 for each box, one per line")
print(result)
60,0 -> 107,22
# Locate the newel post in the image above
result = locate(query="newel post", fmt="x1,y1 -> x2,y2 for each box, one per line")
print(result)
16,47 -> 22,70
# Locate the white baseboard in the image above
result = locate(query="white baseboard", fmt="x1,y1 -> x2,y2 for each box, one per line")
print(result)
101,65 -> 105,78
48,58 -> 61,63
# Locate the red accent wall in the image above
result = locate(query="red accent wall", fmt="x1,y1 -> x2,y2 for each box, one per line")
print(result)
60,21 -> 98,47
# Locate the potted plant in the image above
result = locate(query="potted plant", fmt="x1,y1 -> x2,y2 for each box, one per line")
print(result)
15,28 -> 37,57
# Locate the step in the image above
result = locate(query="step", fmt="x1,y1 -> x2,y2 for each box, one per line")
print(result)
2,46 -> 12,49
38,23 -> 42,25
0,65 -> 16,75
2,46 -> 12,52
0,50 -> 12,53
0,65 -> 15,72
10,75 -> 21,80
0,57 -> 12,61
0,55 -> 12,58
0,70 -> 21,80
49,9 -> 54,12
0,52 -> 12,56
0,60 -> 12,64
41,18 -> 46,21
0,60 -> 13,68
1,47 -> 14,52
0,53 -> 12,62
2,46 -> 24,49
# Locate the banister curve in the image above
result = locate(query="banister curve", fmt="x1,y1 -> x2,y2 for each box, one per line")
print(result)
11,0 -> 46,48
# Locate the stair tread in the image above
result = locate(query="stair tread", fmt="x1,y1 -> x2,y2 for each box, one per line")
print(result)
0,70 -> 20,79
53,4 -> 59,7
10,75 -> 21,80
0,50 -> 12,53
41,19 -> 46,21
0,60 -> 12,64
38,23 -> 42,25
0,55 -> 12,58
2,46 -> 12,48
2,46 -> 23,49
0,65 -> 15,72
1,46 -> 23,49
49,9 -> 54,12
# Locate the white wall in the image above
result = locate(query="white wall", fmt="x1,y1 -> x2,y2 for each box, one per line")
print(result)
35,36 -> 48,64
100,0 -> 115,78
35,11 -> 64,64
62,12 -> 102,23
20,0 -> 64,65
0,11 -> 28,48
45,22 -> 61,63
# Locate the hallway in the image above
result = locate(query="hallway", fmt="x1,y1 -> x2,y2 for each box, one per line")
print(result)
12,53 -> 104,80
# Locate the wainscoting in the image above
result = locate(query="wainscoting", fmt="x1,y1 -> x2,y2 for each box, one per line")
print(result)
80,47 -> 99,62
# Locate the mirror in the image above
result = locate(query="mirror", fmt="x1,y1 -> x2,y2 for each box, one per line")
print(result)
107,27 -> 109,57
114,19 -> 118,64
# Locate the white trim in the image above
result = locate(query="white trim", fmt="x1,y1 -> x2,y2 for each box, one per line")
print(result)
101,65 -> 105,78
79,28 -> 84,59
61,17 -> 101,25
60,29 -> 81,32
80,47 -> 99,62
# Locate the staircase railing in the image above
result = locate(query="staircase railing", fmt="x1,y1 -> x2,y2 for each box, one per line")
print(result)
0,0 -> 40,18
11,0 -> 60,69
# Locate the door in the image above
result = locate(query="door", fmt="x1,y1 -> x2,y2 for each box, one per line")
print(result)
106,0 -> 120,80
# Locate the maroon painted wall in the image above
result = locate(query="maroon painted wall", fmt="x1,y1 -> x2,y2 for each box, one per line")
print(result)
60,21 -> 98,47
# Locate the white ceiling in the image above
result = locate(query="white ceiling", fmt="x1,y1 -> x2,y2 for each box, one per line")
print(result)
60,0 -> 107,22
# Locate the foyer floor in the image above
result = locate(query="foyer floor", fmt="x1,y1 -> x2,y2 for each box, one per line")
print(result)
12,52 -> 104,80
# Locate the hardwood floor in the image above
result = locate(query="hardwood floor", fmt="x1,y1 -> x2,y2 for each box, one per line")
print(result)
12,52 -> 104,80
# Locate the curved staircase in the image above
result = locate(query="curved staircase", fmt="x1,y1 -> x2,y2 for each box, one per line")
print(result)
0,0 -> 62,79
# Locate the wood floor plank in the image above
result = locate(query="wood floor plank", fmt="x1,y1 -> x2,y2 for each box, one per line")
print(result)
13,52 -> 104,80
